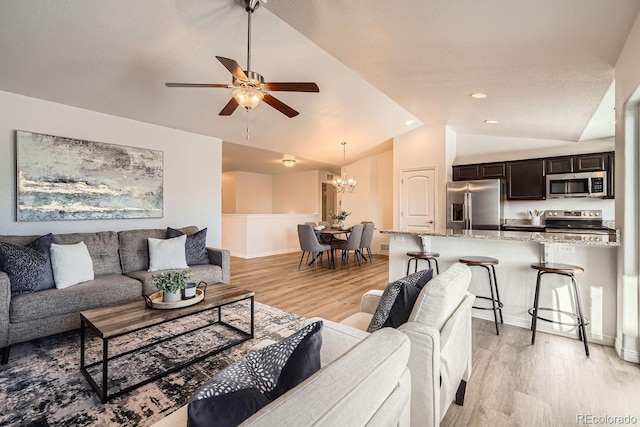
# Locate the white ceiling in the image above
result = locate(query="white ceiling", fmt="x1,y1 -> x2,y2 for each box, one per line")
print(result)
1,0 -> 638,174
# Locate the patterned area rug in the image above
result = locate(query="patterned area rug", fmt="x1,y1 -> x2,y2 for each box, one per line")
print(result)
0,300 -> 304,426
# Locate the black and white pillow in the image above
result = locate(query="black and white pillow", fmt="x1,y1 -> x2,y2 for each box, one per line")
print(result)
188,320 -> 323,427
0,233 -> 57,295
367,269 -> 433,332
166,227 -> 209,266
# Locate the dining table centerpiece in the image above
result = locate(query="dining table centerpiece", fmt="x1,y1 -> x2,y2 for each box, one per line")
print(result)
328,210 -> 351,228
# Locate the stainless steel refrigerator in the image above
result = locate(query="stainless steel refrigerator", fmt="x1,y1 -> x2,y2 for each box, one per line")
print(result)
446,179 -> 503,230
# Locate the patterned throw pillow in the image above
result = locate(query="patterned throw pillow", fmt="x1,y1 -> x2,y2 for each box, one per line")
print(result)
188,320 -> 323,427
166,227 -> 209,266
367,269 -> 434,332
0,233 -> 57,295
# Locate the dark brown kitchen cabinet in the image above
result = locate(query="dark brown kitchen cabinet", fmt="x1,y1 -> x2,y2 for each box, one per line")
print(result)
480,163 -> 506,179
546,157 -> 573,174
607,153 -> 615,198
453,165 -> 480,181
453,162 -> 505,181
506,159 -> 545,200
575,153 -> 607,172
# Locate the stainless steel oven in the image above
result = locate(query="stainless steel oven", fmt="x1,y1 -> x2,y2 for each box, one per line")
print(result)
544,209 -> 613,242
546,171 -> 606,198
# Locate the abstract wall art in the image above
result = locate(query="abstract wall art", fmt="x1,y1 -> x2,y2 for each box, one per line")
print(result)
16,131 -> 164,221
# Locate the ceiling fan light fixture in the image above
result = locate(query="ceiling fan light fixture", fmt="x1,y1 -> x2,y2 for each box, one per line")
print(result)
233,88 -> 264,109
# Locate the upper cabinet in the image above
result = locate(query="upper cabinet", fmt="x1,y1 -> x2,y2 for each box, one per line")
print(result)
453,162 -> 505,181
506,159 -> 546,200
452,151 -> 614,200
545,152 -> 609,174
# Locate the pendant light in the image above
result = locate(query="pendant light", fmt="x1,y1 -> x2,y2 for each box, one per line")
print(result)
333,141 -> 357,193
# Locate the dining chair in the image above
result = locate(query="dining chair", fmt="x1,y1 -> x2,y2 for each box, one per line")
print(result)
297,224 -> 333,271
332,224 -> 364,268
359,222 -> 375,263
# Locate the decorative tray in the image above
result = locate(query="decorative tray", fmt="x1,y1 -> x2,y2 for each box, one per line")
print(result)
144,289 -> 205,310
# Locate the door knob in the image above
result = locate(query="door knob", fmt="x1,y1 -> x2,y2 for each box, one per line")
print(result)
427,220 -> 434,224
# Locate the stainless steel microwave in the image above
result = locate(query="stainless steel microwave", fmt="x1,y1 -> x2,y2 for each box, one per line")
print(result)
546,171 -> 607,198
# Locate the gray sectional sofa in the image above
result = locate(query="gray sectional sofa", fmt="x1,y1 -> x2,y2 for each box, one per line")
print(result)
0,226 -> 230,364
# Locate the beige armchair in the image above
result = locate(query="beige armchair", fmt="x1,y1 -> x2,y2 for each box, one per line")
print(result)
340,262 -> 475,427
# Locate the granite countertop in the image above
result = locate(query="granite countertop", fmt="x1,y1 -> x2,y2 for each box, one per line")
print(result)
380,228 -> 620,247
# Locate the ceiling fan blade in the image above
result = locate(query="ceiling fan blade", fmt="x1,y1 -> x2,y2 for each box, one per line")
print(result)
264,82 -> 319,93
216,56 -> 249,81
263,93 -> 299,118
219,97 -> 240,116
166,83 -> 229,88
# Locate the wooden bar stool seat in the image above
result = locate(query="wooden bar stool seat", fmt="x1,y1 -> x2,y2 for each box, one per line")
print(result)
459,256 -> 503,335
529,262 -> 589,357
406,251 -> 440,275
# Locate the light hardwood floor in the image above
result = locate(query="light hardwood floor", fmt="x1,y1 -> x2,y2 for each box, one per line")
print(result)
230,252 -> 640,427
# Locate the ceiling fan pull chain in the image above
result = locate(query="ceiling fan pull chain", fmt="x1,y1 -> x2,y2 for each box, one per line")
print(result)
246,109 -> 250,140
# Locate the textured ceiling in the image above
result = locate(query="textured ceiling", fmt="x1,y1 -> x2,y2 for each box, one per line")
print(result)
1,0 -> 639,174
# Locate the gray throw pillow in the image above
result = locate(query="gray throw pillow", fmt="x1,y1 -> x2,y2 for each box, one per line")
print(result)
367,269 -> 433,332
166,227 -> 209,265
0,233 -> 58,295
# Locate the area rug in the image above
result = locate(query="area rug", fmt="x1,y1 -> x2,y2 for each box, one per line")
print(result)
0,300 -> 304,426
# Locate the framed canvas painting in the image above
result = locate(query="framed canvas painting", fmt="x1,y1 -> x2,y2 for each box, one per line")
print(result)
16,131 -> 164,221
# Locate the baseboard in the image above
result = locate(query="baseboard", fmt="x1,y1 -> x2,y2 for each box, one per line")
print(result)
615,338 -> 640,363
229,248 -> 300,259
471,312 -> 616,347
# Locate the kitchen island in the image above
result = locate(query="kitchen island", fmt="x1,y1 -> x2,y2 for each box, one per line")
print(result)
381,228 -> 620,346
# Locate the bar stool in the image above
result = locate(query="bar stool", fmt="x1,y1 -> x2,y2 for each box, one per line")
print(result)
529,263 -> 589,357
459,256 -> 503,335
406,251 -> 440,275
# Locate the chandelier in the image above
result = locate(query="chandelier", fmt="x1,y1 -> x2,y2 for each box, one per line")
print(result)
333,141 -> 357,193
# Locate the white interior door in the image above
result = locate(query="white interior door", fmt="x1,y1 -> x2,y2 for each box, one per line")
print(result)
401,168 -> 437,231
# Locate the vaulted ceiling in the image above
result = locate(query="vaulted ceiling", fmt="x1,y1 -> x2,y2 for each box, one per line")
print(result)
1,0 -> 638,174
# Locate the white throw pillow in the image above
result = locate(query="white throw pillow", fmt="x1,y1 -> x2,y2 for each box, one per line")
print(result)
50,242 -> 95,289
148,235 -> 188,272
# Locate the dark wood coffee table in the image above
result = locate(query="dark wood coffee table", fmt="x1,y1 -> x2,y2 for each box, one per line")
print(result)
80,284 -> 254,403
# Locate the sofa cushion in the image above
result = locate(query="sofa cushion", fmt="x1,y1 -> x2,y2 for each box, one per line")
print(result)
147,235 -> 188,272
187,320 -> 323,427
0,233 -> 57,295
367,269 -> 433,332
166,227 -> 209,266
409,262 -> 472,330
50,242 -> 95,289
54,232 -> 122,276
118,227 -> 198,274
127,264 -> 224,296
9,274 -> 142,323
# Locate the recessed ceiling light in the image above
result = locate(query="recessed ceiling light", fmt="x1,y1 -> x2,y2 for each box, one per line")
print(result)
484,120 -> 498,124
470,93 -> 488,99
405,120 -> 415,126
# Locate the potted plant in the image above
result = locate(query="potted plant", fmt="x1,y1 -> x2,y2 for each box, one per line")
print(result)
328,210 -> 351,228
151,270 -> 193,302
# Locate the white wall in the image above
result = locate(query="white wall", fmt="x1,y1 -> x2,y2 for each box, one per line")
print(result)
272,170 -> 319,214
221,172 -> 236,214
235,171 -> 273,214
340,149 -> 393,253
222,213 -> 318,258
614,8 -> 640,363
455,134 -> 614,165
393,125 -> 449,231
0,91 -> 222,247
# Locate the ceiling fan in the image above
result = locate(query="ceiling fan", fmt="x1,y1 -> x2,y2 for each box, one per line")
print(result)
165,0 -> 319,118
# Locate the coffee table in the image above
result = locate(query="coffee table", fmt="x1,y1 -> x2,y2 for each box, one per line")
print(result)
80,284 -> 254,403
